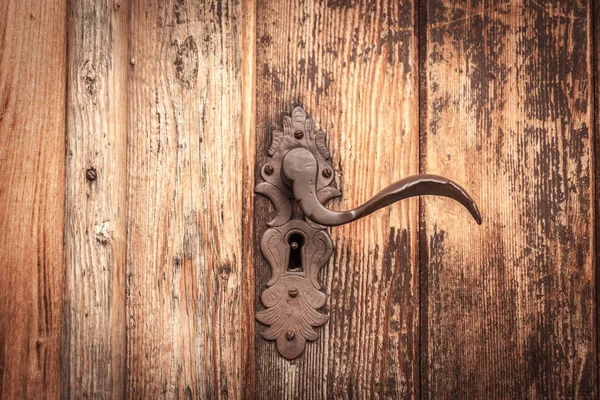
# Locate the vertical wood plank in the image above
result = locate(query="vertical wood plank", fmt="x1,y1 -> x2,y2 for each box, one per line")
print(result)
63,0 -> 128,397
422,0 -> 596,397
254,1 -> 419,397
241,0 -> 257,398
126,0 -> 248,397
0,1 -> 66,398
595,0 -> 600,395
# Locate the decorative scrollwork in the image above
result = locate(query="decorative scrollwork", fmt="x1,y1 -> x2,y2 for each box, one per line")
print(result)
255,221 -> 332,359
255,106 -> 338,359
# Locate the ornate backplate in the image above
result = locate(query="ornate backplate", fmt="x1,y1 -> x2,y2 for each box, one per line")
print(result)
255,106 -> 339,359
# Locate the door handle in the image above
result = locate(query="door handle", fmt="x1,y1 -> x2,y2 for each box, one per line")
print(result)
281,147 -> 482,226
255,106 -> 481,359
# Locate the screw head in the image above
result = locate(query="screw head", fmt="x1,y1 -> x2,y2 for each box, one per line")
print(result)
294,130 -> 304,140
286,330 -> 296,341
290,242 -> 298,250
288,288 -> 298,298
86,167 -> 97,181
322,168 -> 332,178
264,165 -> 274,175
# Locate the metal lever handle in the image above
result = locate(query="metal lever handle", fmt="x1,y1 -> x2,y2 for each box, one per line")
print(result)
282,147 -> 482,226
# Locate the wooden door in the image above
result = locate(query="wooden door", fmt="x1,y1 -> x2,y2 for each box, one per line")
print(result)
0,0 -> 596,398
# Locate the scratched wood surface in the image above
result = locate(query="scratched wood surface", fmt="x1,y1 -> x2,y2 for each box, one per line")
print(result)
0,1 -> 66,398
241,0 -> 257,398
126,0 -> 250,397
63,0 -> 128,397
0,0 -> 599,398
420,0 -> 596,398
595,0 -> 600,397
253,0 -> 420,397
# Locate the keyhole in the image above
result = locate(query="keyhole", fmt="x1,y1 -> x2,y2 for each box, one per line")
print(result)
287,233 -> 304,272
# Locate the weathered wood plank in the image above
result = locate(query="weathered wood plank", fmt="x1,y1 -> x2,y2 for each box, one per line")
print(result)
126,0 -> 248,397
241,0 -> 257,398
421,0 -> 596,397
0,1 -> 66,398
595,0 -> 600,396
254,1 -> 419,397
63,0 -> 128,397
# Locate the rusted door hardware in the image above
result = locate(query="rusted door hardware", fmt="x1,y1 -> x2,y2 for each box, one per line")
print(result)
255,105 -> 482,359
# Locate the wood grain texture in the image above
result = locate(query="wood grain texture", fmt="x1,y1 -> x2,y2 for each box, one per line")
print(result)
126,0 -> 248,397
241,0 -> 257,398
253,0 -> 419,397
595,0 -> 600,395
63,0 -> 128,397
0,1 -> 66,398
421,0 -> 596,397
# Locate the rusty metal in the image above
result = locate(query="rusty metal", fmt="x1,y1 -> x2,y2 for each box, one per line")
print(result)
86,167 -> 97,181
255,105 -> 482,360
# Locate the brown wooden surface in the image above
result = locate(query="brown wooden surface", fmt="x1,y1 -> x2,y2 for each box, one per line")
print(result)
421,0 -> 596,398
126,0 -> 250,397
253,0 -> 420,397
595,0 -> 600,396
0,1 -> 66,398
241,0 -> 257,398
63,0 -> 129,397
0,0 -> 598,398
